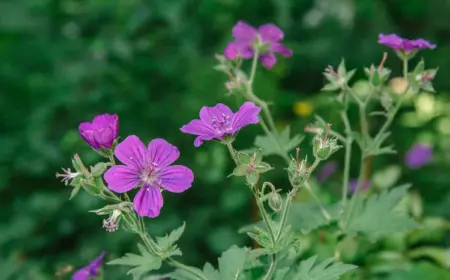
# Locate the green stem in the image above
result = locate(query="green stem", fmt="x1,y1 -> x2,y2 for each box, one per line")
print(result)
276,158 -> 321,241
339,103 -> 353,206
108,155 -> 116,165
403,58 -> 408,78
244,49 -> 289,164
262,255 -> 277,280
225,141 -> 239,165
225,141 -> 276,244
304,181 -> 330,221
248,49 -> 259,86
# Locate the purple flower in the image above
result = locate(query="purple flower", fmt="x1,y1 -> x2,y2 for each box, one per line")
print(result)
180,102 -> 261,147
317,161 -> 338,183
104,136 -> 194,218
224,21 -> 292,69
72,252 -> 105,280
378,34 -> 436,52
405,143 -> 432,169
79,113 -> 119,150
349,179 -> 371,194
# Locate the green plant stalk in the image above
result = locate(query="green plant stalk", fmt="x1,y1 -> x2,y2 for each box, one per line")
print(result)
225,141 -> 276,280
244,51 -> 289,163
304,181 -> 331,221
276,158 -> 322,241
345,58 -> 410,227
339,91 -> 353,206
225,141 -> 276,243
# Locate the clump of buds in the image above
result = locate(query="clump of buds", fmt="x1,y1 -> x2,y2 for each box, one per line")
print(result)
322,59 -> 356,91
312,124 -> 341,160
287,148 -> 310,188
364,52 -> 392,87
232,149 -> 272,186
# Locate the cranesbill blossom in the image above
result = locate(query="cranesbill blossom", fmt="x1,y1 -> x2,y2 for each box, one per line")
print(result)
224,21 -> 292,69
349,179 -> 371,194
72,252 -> 106,280
104,136 -> 193,218
79,113 -> 119,150
405,143 -> 432,169
378,34 -> 436,52
180,102 -> 261,147
317,161 -> 338,183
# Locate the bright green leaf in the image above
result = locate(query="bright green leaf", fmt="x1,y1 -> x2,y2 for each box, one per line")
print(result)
284,255 -> 356,280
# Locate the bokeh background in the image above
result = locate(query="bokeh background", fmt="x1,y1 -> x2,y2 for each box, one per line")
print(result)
1,0 -> 450,279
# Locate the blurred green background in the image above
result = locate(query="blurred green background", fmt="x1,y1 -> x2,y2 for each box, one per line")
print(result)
1,0 -> 450,279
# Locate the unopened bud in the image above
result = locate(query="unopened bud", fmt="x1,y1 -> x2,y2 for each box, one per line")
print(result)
313,124 -> 341,160
268,191 -> 283,212
287,148 -> 309,188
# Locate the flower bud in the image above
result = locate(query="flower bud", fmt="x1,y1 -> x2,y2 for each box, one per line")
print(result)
78,113 -> 119,152
232,150 -> 273,186
312,124 -> 341,161
287,149 -> 309,188
268,191 -> 283,212
103,209 -> 122,232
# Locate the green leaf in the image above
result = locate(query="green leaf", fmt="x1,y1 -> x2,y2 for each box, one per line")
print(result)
217,246 -> 249,280
233,165 -> 248,176
167,266 -> 208,280
343,184 -> 419,240
288,202 -> 340,234
108,244 -> 162,279
285,255 -> 356,280
254,126 -> 303,157
69,184 -> 81,200
386,262 -> 450,280
372,165 -> 401,190
90,162 -> 107,177
174,246 -> 250,280
365,132 -> 397,157
156,222 -> 185,257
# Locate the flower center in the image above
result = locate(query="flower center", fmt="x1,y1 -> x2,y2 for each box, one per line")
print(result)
211,113 -> 232,134
140,163 -> 161,185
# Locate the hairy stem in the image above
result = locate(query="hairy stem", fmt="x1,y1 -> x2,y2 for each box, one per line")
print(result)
304,181 -> 331,221
276,158 -> 322,241
339,102 -> 353,206
262,255 -> 277,280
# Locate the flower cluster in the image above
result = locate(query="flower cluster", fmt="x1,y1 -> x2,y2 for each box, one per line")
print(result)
61,21 -> 439,280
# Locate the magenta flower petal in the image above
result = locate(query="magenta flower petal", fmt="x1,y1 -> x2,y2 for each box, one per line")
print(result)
105,135 -> 193,218
270,42 -> 293,57
181,102 -> 261,146
224,43 -> 238,60
114,135 -> 148,169
133,185 -> 163,218
104,165 -> 140,193
230,102 -> 261,133
378,34 -> 403,50
260,53 -> 277,69
199,103 -> 233,125
258,23 -> 284,42
410,38 -> 436,49
378,33 -> 436,52
234,40 -> 255,59
159,165 -> 194,193
147,138 -> 180,168
405,143 -> 432,169
232,21 -> 257,42
79,113 -> 118,150
72,252 -> 106,280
